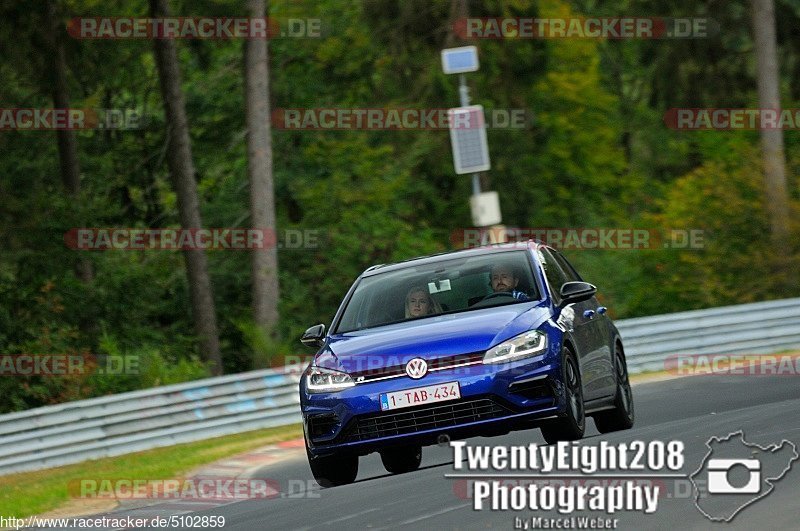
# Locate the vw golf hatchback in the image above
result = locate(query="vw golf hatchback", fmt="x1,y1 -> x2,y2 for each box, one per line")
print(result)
299,242 -> 634,487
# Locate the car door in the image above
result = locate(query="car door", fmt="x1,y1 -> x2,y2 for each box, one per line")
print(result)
551,249 -> 616,398
538,248 -> 602,400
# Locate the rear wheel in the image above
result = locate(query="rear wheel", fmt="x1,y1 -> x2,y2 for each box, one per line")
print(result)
380,445 -> 422,474
541,348 -> 585,444
593,342 -> 634,433
307,449 -> 358,488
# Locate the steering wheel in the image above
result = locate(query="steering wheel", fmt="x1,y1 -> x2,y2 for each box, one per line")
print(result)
470,291 -> 516,308
482,291 -> 516,301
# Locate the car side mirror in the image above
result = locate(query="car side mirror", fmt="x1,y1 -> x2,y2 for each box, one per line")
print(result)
301,324 -> 326,348
559,281 -> 597,306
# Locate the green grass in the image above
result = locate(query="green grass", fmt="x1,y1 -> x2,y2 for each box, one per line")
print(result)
0,423 -> 303,519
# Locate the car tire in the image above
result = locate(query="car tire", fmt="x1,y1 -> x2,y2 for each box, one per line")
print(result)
541,347 -> 585,444
307,449 -> 358,488
593,342 -> 634,433
380,445 -> 422,474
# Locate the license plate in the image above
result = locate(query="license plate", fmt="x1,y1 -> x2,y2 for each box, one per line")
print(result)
379,382 -> 461,411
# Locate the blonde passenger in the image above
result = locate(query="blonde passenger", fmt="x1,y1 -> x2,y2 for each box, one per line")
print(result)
404,286 -> 443,318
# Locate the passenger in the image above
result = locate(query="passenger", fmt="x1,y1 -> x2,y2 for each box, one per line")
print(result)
405,286 -> 443,318
490,264 -> 529,301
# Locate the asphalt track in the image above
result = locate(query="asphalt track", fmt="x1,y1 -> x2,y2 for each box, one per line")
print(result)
40,372 -> 800,530
181,373 -> 800,530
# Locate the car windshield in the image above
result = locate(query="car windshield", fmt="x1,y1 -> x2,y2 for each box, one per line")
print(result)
335,250 -> 540,333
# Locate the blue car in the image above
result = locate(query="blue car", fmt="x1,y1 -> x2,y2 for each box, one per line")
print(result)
299,242 -> 634,487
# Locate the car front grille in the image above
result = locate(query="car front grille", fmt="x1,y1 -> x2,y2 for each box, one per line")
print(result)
338,397 -> 513,443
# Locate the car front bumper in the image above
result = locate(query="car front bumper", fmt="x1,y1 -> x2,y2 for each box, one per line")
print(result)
301,351 -> 567,457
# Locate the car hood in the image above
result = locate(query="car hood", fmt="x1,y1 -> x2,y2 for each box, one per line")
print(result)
315,301 -> 551,372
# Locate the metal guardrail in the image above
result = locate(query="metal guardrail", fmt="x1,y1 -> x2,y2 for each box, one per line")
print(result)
1,297 -> 799,476
619,297 -> 800,374
0,368 -> 301,476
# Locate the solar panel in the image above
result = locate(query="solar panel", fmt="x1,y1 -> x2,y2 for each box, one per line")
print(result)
448,105 -> 491,174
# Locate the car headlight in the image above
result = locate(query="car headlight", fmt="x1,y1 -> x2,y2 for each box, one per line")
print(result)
483,330 -> 548,364
305,366 -> 355,393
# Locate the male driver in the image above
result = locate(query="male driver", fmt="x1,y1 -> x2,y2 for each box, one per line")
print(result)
490,264 -> 529,301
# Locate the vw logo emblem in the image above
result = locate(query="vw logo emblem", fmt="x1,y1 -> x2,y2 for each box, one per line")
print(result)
405,358 -> 428,379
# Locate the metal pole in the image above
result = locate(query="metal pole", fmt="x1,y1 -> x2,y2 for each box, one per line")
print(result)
459,74 -> 481,197
458,74 -> 469,106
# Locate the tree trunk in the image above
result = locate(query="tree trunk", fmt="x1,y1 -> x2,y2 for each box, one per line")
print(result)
44,0 -> 94,283
245,0 -> 280,338
150,0 -> 223,375
45,1 -> 80,195
445,0 -> 468,48
751,0 -> 791,246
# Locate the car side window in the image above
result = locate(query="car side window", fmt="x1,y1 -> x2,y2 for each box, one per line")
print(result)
552,250 -> 583,283
538,248 -> 569,303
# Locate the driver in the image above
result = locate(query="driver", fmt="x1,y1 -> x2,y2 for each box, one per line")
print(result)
490,264 -> 529,301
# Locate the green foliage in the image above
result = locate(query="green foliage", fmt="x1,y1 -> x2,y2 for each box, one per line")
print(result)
0,328 -> 210,413
646,140 -> 800,309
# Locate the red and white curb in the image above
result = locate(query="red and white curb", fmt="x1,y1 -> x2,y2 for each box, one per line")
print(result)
67,438 -> 309,529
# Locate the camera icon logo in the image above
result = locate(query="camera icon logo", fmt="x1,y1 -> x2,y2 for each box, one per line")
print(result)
707,458 -> 761,494
691,431 -> 798,522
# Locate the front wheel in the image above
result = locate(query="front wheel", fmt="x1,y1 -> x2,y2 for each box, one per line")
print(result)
307,449 -> 358,488
380,445 -> 422,474
541,348 -> 585,444
593,342 -> 634,433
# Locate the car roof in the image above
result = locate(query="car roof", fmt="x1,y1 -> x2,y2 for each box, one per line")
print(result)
361,240 -> 545,277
